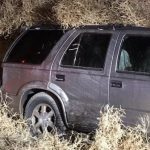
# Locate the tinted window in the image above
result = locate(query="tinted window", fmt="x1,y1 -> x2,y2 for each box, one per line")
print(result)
61,33 -> 111,69
118,35 -> 150,73
6,30 -> 63,64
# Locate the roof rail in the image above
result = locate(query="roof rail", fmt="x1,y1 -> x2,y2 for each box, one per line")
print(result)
22,24 -> 150,31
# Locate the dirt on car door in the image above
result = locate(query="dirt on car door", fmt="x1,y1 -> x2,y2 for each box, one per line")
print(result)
109,31 -> 150,130
51,29 -> 118,132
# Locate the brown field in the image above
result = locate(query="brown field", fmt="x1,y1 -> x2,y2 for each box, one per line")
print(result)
0,0 -> 150,37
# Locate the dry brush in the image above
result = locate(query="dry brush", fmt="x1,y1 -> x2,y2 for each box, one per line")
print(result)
0,97 -> 149,150
0,0 -> 150,37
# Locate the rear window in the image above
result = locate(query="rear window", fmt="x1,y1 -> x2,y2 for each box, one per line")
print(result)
6,30 -> 64,64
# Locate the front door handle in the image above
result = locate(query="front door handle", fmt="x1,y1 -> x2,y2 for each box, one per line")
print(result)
55,74 -> 65,81
111,80 -> 122,88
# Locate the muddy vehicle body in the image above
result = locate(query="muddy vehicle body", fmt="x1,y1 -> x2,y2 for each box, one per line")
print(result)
2,25 -> 150,133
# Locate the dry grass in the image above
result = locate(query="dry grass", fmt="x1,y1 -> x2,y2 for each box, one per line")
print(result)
0,94 -> 149,150
1,1 -> 150,149
54,0 -> 150,27
0,0 -> 150,37
0,0 -> 58,37
90,105 -> 150,150
0,103 -> 86,150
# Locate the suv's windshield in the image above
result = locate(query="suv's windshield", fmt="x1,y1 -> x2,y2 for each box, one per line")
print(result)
6,29 -> 64,64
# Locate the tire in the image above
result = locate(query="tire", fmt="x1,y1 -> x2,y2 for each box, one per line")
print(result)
25,92 -> 66,135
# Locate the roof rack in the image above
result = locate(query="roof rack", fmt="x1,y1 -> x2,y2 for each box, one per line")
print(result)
78,24 -> 150,31
30,24 -> 64,30
24,24 -> 150,31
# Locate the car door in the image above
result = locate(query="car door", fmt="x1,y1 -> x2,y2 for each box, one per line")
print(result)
109,30 -> 150,129
51,29 -> 118,132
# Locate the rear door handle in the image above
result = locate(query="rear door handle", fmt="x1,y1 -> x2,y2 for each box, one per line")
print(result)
111,80 -> 122,88
55,74 -> 65,81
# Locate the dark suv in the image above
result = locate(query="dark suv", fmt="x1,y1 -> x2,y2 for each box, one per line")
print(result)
2,25 -> 150,133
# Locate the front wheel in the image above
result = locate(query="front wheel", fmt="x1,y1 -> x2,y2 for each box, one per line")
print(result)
25,92 -> 66,135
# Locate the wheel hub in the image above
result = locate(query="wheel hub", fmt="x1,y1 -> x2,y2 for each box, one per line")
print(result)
31,104 -> 56,133
39,113 -> 50,126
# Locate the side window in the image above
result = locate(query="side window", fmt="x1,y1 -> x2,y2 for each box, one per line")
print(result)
6,30 -> 63,64
61,33 -> 111,69
118,35 -> 150,73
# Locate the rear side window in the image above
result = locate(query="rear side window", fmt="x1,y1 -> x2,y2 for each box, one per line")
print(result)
61,33 -> 111,69
6,30 -> 63,64
118,35 -> 150,74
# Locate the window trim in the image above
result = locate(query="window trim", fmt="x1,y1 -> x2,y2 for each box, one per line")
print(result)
116,34 -> 150,76
4,30 -> 27,63
59,32 -> 112,71
60,64 -> 104,71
